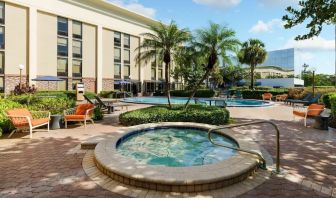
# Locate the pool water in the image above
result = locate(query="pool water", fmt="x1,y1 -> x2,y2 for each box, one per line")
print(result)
122,97 -> 272,107
117,127 -> 238,167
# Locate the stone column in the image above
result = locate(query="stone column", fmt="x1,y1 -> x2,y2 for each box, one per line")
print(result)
28,7 -> 37,85
96,25 -> 103,93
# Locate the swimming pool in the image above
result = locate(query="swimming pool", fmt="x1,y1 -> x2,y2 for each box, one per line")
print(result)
117,127 -> 238,167
122,96 -> 273,107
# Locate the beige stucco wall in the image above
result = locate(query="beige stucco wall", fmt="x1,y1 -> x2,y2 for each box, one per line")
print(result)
82,23 -> 96,78
5,3 -> 27,75
37,11 -> 57,76
102,28 -> 114,79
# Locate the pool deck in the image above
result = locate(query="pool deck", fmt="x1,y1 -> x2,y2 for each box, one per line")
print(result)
0,103 -> 336,197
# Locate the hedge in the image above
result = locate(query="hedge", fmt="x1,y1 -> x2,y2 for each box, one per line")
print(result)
329,94 -> 336,128
322,93 -> 336,109
242,90 -> 287,99
0,99 -> 23,133
119,105 -> 230,126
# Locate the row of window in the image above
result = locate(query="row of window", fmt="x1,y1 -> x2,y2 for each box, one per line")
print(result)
0,2 -> 4,92
114,32 -> 131,79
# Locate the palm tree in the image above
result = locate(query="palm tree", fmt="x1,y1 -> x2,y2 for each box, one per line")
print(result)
184,22 -> 240,108
136,21 -> 190,108
238,39 -> 267,90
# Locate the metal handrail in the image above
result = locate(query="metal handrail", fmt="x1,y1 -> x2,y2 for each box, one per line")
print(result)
208,121 -> 280,173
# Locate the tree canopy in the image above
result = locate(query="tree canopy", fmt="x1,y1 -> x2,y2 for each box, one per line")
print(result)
282,0 -> 336,40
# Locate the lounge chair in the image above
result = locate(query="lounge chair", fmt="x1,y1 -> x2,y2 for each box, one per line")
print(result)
194,98 -> 207,105
233,91 -> 242,99
94,96 -> 118,114
285,93 -> 312,105
6,108 -> 50,139
64,104 -> 95,128
293,104 -> 325,127
214,100 -> 227,108
262,93 -> 273,101
84,95 -> 96,105
275,94 -> 288,102
291,93 -> 322,106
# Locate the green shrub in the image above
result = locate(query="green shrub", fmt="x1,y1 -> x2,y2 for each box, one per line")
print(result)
28,97 -> 75,115
170,89 -> 215,98
119,105 -> 230,126
242,90 -> 287,99
322,93 -> 336,109
329,95 -> 336,128
0,99 -> 23,133
93,107 -> 104,121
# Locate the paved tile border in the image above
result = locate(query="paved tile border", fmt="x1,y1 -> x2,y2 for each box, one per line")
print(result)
89,122 -> 274,193
83,150 -> 271,197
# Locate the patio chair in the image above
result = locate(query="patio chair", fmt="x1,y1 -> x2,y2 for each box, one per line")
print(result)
262,93 -> 273,101
275,94 -> 288,102
291,93 -> 322,106
285,93 -> 312,105
6,108 -> 50,139
293,103 -> 325,127
64,104 -> 95,128
84,95 -> 96,105
95,96 -> 117,114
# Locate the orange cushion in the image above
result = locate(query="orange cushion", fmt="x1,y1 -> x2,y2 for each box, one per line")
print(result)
65,115 -> 86,120
6,109 -> 33,127
293,111 -> 306,117
75,104 -> 95,115
31,118 -> 49,127
263,93 -> 273,99
307,104 -> 324,116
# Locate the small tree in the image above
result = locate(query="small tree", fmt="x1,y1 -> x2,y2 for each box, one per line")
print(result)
184,22 -> 240,108
238,39 -> 267,90
136,21 -> 190,108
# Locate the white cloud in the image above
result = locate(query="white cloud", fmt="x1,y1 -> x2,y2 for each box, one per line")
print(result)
107,0 -> 156,18
284,37 -> 335,51
192,0 -> 241,9
249,19 -> 282,33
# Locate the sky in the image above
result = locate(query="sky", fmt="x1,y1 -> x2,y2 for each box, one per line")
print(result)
108,0 -> 335,74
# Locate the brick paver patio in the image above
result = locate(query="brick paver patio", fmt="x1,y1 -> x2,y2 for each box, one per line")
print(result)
0,103 -> 335,197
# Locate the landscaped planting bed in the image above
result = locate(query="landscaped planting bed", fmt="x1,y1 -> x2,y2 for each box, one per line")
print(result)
119,105 -> 230,126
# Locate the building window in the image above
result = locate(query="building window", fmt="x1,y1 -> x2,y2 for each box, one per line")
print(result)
72,59 -> 82,77
0,26 -> 4,49
114,47 -> 121,62
0,52 -> 3,74
158,68 -> 163,80
72,40 -> 82,58
57,79 -> 68,91
114,32 -> 121,46
0,2 -> 4,24
72,79 -> 82,90
72,21 -> 82,39
114,64 -> 121,79
57,17 -> 68,36
124,49 -> 130,64
151,67 -> 156,80
57,37 -> 68,56
124,34 -> 130,48
124,64 -> 130,79
57,58 -> 68,76
0,76 -> 3,92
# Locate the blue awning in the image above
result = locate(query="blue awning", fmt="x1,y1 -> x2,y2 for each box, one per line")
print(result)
32,76 -> 64,82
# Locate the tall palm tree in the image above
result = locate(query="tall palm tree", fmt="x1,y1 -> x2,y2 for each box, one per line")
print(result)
184,22 -> 240,108
136,21 -> 190,108
238,39 -> 267,90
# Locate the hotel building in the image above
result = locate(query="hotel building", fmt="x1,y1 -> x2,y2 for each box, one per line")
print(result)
0,0 -> 169,94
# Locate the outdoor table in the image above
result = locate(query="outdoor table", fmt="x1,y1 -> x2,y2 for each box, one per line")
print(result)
50,115 -> 62,130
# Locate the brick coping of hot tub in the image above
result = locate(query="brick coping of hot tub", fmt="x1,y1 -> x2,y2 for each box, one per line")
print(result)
93,122 -> 272,193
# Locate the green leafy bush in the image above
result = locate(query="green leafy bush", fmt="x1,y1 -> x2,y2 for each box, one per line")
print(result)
322,93 -> 336,109
0,99 -> 23,133
328,94 -> 336,128
93,107 -> 104,121
28,97 -> 75,115
119,105 -> 230,126
242,90 -> 287,99
170,89 -> 216,98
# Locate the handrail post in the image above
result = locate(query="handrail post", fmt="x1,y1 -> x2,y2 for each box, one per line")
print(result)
208,121 -> 281,174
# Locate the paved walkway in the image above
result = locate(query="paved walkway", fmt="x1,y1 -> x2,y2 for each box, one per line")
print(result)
0,103 -> 335,197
